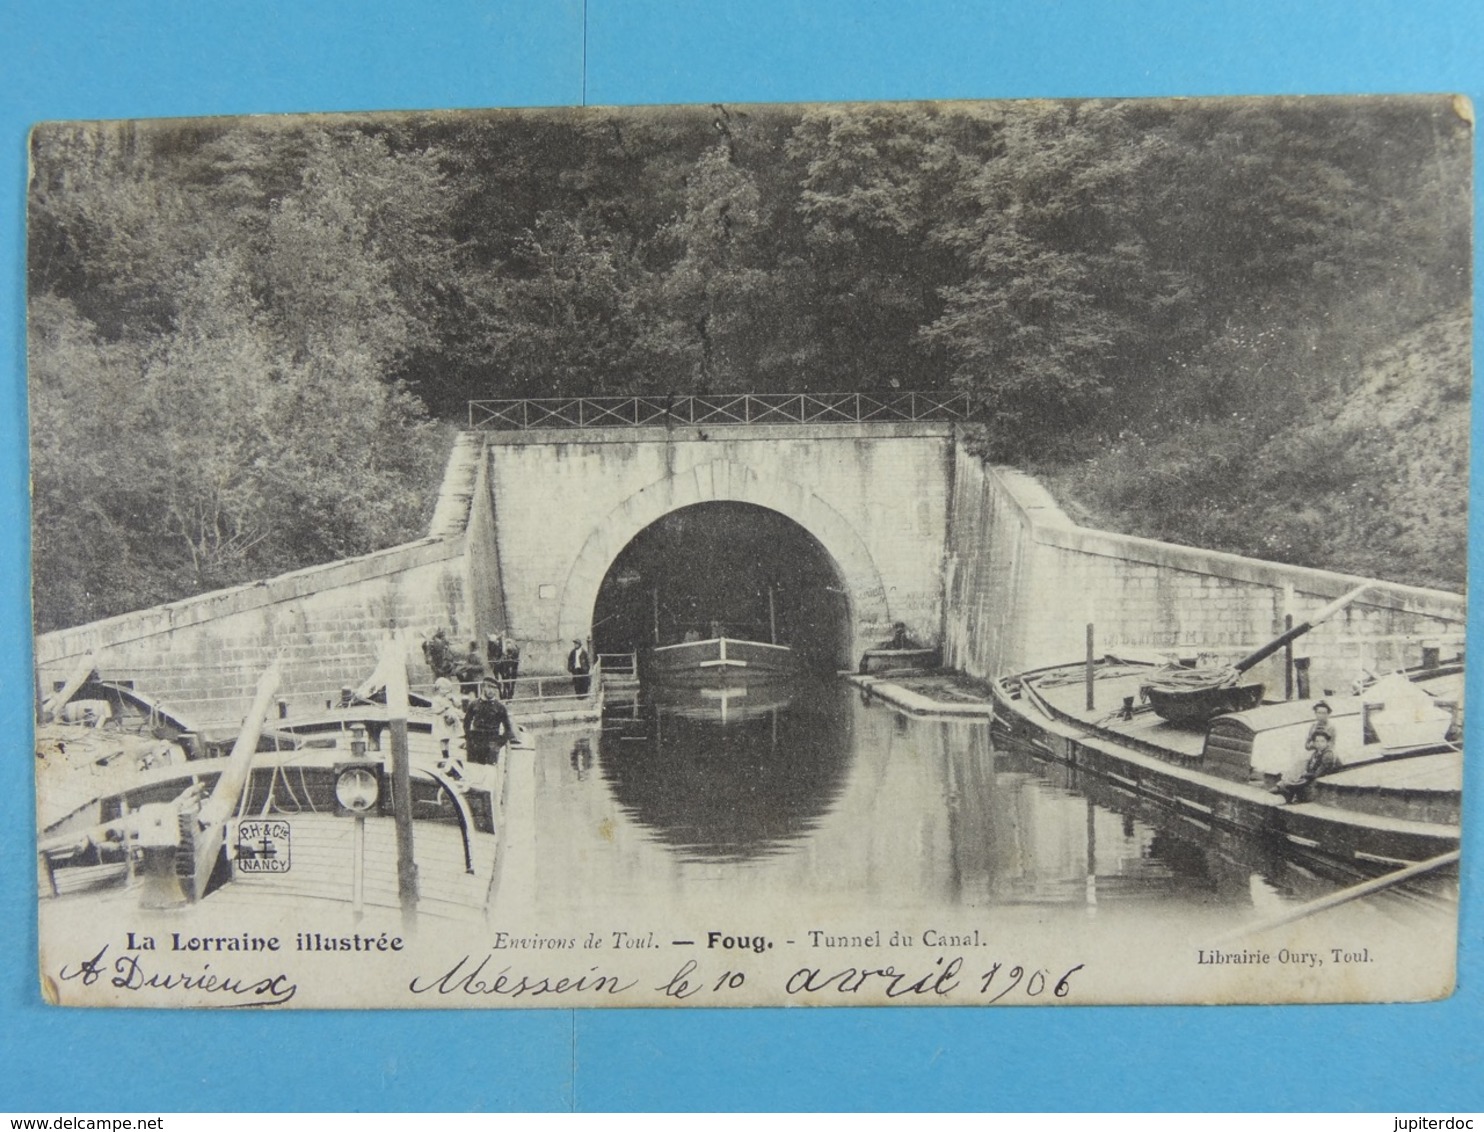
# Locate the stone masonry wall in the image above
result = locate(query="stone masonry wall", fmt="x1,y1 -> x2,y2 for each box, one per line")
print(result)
35,540 -> 471,722
33,437 -> 492,724
486,423 -> 954,674
39,425 -> 1460,727
944,443 -> 1467,696
463,444 -> 508,651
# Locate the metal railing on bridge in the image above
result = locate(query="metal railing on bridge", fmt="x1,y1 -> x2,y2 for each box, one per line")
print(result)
467,392 -> 974,430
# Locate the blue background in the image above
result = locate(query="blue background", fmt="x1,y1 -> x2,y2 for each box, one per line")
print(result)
2,0 -> 1479,1112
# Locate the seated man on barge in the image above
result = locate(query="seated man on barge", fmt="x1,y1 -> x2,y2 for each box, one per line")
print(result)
1271,700 -> 1341,804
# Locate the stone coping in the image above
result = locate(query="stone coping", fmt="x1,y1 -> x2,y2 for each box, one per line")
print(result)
35,535 -> 464,664
983,462 -> 1466,623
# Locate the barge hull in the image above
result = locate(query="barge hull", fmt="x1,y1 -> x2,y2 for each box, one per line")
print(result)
990,678 -> 1460,869
646,637 -> 798,685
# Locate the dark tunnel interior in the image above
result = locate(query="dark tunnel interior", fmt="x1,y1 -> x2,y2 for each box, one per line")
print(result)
590,502 -> 851,672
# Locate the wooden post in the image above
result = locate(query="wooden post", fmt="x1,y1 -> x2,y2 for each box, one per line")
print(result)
39,650 -> 100,723
351,815 -> 366,921
1085,623 -> 1096,712
182,659 -> 281,902
495,728 -> 539,919
1284,614 -> 1294,701
384,634 -> 419,921
1219,851 -> 1458,942
1085,798 -> 1097,913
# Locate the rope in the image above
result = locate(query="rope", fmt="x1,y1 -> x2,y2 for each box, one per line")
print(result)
1140,664 -> 1241,694
1033,663 -> 1151,690
261,765 -> 291,816
297,766 -> 320,814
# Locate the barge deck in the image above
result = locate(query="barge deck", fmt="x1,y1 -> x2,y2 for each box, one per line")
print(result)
991,662 -> 1461,869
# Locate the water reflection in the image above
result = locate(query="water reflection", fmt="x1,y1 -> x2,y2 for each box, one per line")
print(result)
945,733 -> 1264,912
528,680 -> 1455,929
596,679 -> 852,862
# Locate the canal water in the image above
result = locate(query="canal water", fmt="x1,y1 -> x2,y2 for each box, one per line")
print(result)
522,678 -> 1457,958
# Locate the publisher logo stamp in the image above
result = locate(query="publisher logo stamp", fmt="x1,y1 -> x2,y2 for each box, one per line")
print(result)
235,820 -> 291,873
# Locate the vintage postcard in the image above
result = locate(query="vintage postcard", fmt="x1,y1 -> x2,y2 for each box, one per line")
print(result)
30,96 -> 1469,1008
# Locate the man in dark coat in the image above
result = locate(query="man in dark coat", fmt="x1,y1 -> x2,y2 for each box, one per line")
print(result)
503,641 -> 521,699
463,677 -> 514,765
567,639 -> 592,697
422,628 -> 457,680
454,640 -> 485,692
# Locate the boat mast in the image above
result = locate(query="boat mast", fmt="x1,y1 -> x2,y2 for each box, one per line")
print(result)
652,586 -> 660,646
768,585 -> 777,645
1233,584 -> 1369,674
384,633 -> 419,922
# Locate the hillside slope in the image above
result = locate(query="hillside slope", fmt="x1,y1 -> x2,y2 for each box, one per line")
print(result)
1045,310 -> 1470,592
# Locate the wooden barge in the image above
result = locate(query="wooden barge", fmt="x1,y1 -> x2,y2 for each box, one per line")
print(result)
646,679 -> 797,724
990,659 -> 1462,869
646,636 -> 798,684
37,719 -> 516,920
36,653 -> 530,923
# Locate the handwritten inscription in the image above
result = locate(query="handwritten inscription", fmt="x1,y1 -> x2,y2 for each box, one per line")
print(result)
408,953 -> 638,998
408,952 -> 1083,1004
58,945 -> 297,1006
49,923 -> 1090,1006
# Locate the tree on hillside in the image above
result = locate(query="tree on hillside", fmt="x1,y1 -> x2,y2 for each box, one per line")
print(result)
921,98 -> 1469,462
29,121 -> 447,631
923,102 -> 1202,454
639,141 -> 773,393
472,212 -> 649,398
786,105 -> 969,390
29,99 -> 1470,624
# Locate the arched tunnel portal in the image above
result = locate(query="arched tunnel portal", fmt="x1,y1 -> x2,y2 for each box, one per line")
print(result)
591,502 -> 853,671
554,457 -> 894,672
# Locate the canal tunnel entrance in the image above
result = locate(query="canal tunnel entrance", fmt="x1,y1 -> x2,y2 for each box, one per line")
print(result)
591,502 -> 852,673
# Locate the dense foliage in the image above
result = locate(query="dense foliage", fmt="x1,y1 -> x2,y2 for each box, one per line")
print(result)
1048,312 -> 1471,591
29,98 -> 1470,629
29,122 -> 450,629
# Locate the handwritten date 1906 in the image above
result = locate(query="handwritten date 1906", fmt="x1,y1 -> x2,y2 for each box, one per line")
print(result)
783,956 -> 1085,1002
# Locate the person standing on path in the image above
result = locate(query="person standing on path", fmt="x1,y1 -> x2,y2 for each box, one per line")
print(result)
503,639 -> 521,699
462,677 -> 513,765
455,640 -> 485,692
567,639 -> 592,697
422,628 -> 457,681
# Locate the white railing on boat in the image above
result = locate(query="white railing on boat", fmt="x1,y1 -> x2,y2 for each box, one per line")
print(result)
652,637 -> 792,653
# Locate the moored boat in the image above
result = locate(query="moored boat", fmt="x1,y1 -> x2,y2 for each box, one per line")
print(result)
37,741 -> 508,916
36,650 -> 528,921
990,653 -> 1462,869
646,635 -> 798,685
